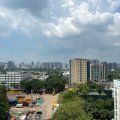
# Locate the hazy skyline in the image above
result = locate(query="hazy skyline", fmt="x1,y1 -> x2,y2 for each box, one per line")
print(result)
0,0 -> 120,62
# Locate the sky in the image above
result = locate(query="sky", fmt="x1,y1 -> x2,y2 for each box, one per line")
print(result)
0,0 -> 120,63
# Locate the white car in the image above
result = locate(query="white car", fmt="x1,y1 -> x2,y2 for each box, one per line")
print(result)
16,104 -> 23,108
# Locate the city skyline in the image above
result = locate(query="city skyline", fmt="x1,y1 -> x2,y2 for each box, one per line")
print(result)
0,0 -> 120,62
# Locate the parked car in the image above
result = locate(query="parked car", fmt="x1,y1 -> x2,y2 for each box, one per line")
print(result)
16,104 -> 23,108
33,111 -> 42,120
9,99 -> 18,106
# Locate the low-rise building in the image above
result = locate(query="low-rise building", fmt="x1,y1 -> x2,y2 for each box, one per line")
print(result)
38,75 -> 49,81
62,71 -> 70,77
0,72 -> 31,89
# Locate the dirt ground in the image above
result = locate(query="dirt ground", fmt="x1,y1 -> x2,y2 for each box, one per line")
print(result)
7,92 -> 59,120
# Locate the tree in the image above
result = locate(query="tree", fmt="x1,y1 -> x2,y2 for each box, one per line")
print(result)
0,85 -> 10,120
45,73 -> 66,93
20,72 -> 66,93
106,70 -> 120,80
53,83 -> 114,120
84,98 -> 114,120
87,82 -> 98,90
52,91 -> 92,120
58,90 -> 78,103
77,84 -> 90,96
52,99 -> 91,120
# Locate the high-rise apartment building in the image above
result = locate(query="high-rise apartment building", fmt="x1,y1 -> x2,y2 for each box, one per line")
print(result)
0,62 -> 4,72
7,61 -> 16,71
90,64 -> 101,81
70,58 -> 106,84
70,58 -> 87,84
40,62 -> 63,69
108,62 -> 117,70
113,80 -> 120,120
101,63 -> 106,80
90,59 -> 99,65
89,60 -> 106,81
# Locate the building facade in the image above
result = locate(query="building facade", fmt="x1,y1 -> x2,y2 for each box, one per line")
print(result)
108,62 -> 117,70
0,72 -> 31,89
70,58 -> 87,84
89,60 -> 106,81
101,63 -> 106,80
70,58 -> 106,84
7,61 -> 16,71
0,62 -> 4,73
40,62 -> 63,69
113,80 -> 120,120
90,64 -> 101,81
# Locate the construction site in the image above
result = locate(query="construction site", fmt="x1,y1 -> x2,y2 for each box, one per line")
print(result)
7,91 -> 59,120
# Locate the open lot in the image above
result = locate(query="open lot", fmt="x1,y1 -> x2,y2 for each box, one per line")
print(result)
7,92 -> 59,120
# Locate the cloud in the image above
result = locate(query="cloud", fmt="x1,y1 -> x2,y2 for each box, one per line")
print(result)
0,9 -> 13,36
108,13 -> 120,36
0,0 -> 120,62
0,0 -> 48,16
44,0 -> 119,37
42,0 -> 120,61
0,7 -> 45,37
44,17 -> 80,38
62,0 -> 74,7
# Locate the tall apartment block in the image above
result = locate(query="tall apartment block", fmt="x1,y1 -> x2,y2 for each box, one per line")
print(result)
90,64 -> 101,81
108,62 -> 117,70
101,63 -> 106,80
113,80 -> 120,120
89,60 -> 106,81
40,62 -> 63,69
70,58 -> 87,84
7,61 -> 16,71
70,58 -> 106,84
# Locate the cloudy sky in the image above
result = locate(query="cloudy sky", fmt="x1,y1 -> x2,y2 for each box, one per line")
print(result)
0,0 -> 120,63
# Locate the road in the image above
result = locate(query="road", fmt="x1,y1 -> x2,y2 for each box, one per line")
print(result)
41,94 -> 58,119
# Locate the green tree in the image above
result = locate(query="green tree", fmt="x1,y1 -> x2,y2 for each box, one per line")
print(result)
77,83 -> 90,96
0,85 -> 10,120
58,90 -> 78,103
20,72 -> 66,93
53,83 -> 114,120
84,98 -> 114,120
46,73 -> 66,93
52,91 -> 92,120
